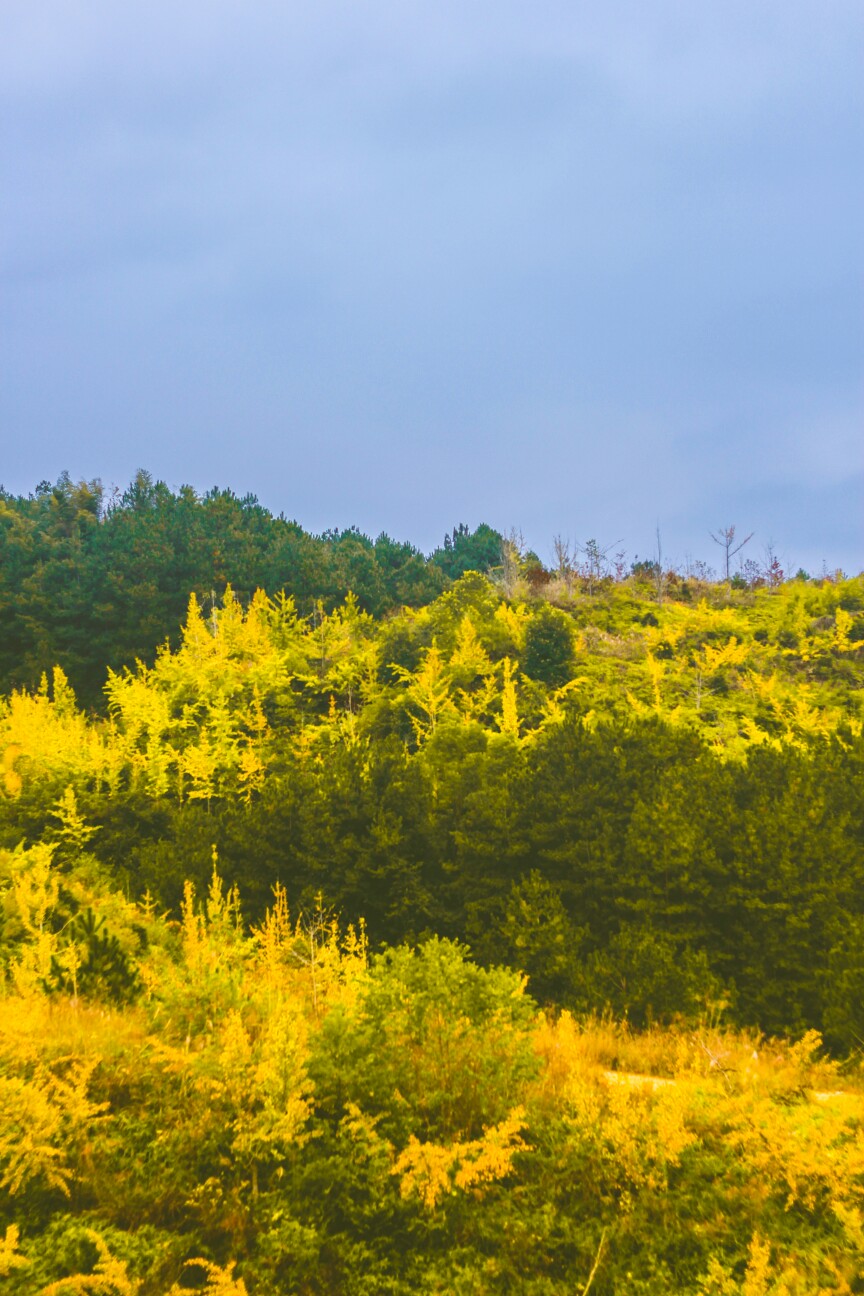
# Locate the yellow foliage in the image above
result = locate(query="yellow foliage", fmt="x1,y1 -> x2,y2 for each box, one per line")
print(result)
455,673 -> 498,725
3,841 -> 61,994
833,607 -> 852,652
725,1088 -> 864,1213
250,884 -> 368,1016
453,1106 -> 528,1190
251,882 -> 294,994
180,734 -> 220,802
2,743 -> 21,797
644,622 -> 685,655
0,669 -> 113,791
311,595 -> 378,704
645,652 -> 665,711
1,577 -> 857,786
593,1079 -> 695,1195
747,671 -> 780,704
781,696 -> 841,745
102,588 -> 311,799
392,1137 -> 455,1209
103,665 -> 177,795
1,575 -> 863,1285
216,1008 -> 254,1104
51,786 -> 100,852
147,864 -> 250,1023
254,1008 -> 310,1119
0,1059 -> 107,1197
211,1004 -> 312,1163
6,841 -> 59,938
168,1259 -> 248,1296
695,636 -> 751,674
742,1235 -> 776,1296
532,1010 -> 601,1101
236,743 -> 266,802
494,602 -> 530,651
531,1011 -> 695,1196
697,1232 -> 802,1296
179,878 -> 209,979
450,616 -> 493,677
40,1230 -> 141,1295
0,1223 -> 28,1277
499,657 -> 519,737
737,716 -> 771,747
538,676 -> 590,730
626,689 -> 652,718
392,1106 -> 528,1209
392,644 -> 456,739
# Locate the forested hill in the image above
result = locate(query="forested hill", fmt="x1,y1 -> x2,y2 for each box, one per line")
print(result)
2,539 -> 863,1043
3,480 -> 864,1292
2,471 -> 860,712
0,471 -> 502,704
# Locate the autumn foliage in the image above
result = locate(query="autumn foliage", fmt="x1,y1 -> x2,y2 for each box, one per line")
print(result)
1,506 -> 863,1290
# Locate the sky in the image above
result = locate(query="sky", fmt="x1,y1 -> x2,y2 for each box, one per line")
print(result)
1,0 -> 862,576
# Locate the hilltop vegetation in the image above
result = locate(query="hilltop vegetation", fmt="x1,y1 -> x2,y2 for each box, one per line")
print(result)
3,544 -> 862,1043
1,473 -> 863,1292
0,473 -> 500,707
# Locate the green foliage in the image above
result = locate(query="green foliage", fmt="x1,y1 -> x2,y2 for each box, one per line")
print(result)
822,914 -> 864,1052
588,924 -> 722,1027
495,870 -> 588,1005
429,523 -> 503,580
3,569 -> 864,1041
48,909 -> 142,1004
1,882 -> 862,1295
0,474 -> 447,706
0,493 -> 863,1289
521,603 -> 575,686
311,938 -> 538,1143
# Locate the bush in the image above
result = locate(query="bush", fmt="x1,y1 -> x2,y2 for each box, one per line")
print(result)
522,605 -> 575,688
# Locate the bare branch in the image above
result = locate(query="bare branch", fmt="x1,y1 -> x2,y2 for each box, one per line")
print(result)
710,525 -> 754,581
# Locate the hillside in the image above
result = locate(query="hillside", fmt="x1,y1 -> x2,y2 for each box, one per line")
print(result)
1,482 -> 863,1292
3,553 -> 864,1035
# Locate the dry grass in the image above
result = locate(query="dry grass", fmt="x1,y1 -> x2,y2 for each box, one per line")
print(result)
537,1011 -> 863,1096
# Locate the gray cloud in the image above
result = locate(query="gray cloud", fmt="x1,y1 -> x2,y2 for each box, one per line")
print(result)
2,1 -> 862,571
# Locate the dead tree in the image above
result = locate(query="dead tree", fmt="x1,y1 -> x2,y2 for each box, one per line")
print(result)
552,534 -> 575,594
710,525 -> 754,582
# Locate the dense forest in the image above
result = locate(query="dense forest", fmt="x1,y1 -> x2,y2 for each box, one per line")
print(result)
1,474 -> 863,1293
0,472 -> 501,707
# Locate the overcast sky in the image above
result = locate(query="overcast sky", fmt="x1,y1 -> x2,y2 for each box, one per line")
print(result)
1,1 -> 862,574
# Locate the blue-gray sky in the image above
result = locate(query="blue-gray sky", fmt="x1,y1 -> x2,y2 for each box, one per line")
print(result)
2,1 -> 862,575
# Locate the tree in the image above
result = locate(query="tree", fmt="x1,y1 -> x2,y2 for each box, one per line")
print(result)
499,529 -> 523,598
761,541 -> 785,588
496,871 -> 588,1005
652,525 -> 667,604
576,538 -> 618,595
522,605 -> 574,688
589,924 -> 719,1026
552,535 -> 575,594
710,524 -> 754,582
430,524 -> 503,580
